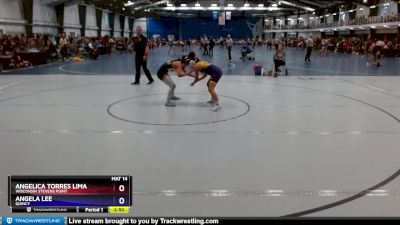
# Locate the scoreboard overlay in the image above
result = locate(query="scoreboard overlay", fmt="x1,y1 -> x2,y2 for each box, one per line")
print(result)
8,176 -> 132,213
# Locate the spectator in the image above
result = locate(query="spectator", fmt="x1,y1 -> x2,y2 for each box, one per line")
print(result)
273,44 -> 286,77
209,39 -> 215,56
88,38 -> 99,60
305,36 -> 313,63
226,34 -> 233,61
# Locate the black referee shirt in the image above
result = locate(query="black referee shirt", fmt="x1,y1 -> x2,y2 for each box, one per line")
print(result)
134,34 -> 148,58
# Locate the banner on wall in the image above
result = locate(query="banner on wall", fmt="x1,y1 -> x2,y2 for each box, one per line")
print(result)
213,11 -> 218,20
226,11 -> 231,20
218,12 -> 226,25
103,12 -> 109,27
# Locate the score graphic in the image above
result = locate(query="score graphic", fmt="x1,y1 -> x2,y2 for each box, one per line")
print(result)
8,176 -> 132,213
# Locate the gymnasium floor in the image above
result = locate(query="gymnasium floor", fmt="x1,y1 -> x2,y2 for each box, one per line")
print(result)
1,46 -> 400,216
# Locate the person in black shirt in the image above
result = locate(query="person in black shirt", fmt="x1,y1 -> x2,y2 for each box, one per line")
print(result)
209,39 -> 215,56
131,26 -> 154,85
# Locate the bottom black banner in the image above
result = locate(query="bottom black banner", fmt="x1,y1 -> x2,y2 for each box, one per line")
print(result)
66,217 -> 400,225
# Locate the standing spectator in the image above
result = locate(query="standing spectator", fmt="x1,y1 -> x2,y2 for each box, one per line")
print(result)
226,34 -> 233,61
273,44 -> 286,77
219,36 -> 224,48
209,39 -> 215,56
203,36 -> 209,56
131,26 -> 154,85
186,39 -> 191,51
305,36 -> 313,63
267,39 -> 272,50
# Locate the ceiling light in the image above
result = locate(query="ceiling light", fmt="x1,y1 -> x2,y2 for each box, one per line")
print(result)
167,3 -> 173,7
181,4 -> 187,7
124,1 -> 134,6
272,3 -> 277,7
332,13 -> 337,15
370,5 -> 376,9
258,4 -> 264,7
359,8 -> 363,11
227,4 -> 233,7
195,3 -> 201,7
244,3 -> 250,7
211,4 -> 217,7
349,10 -> 354,12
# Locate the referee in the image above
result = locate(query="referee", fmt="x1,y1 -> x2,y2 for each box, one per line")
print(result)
131,26 -> 154,85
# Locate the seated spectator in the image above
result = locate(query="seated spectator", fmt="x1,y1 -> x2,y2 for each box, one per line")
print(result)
116,39 -> 124,52
88,38 -> 99,60
9,48 -> 31,68
45,35 -> 57,59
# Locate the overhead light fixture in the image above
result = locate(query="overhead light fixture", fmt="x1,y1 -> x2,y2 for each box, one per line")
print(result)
272,3 -> 278,7
325,14 -> 330,17
359,27 -> 364,29
349,10 -> 354,12
244,3 -> 250,7
227,4 -> 233,7
195,3 -> 201,7
211,4 -> 217,7
319,16 -> 323,18
312,12 -> 315,14
383,3 -> 389,6
167,3 -> 173,7
371,26 -> 376,28
258,4 -> 264,7
332,13 -> 337,15
359,8 -> 363,11
124,1 -> 134,6
309,17 -> 314,19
